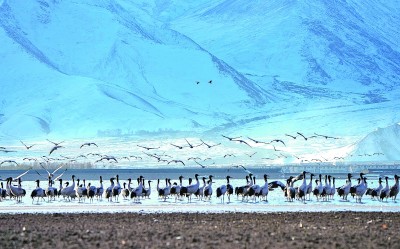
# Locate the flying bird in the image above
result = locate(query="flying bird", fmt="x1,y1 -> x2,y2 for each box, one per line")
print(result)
200,139 -> 221,148
233,139 -> 252,148
80,142 -> 98,149
223,154 -> 236,158
247,137 -> 270,145
230,165 -> 252,175
95,156 -> 118,163
168,160 -> 186,166
137,145 -> 160,150
46,139 -> 65,146
0,160 -> 19,166
49,145 -> 64,155
221,135 -> 242,141
20,140 -> 36,149
185,139 -> 202,148
270,139 -> 286,146
208,80 -> 212,84
313,133 -> 340,139
296,132 -> 317,141
245,152 -> 257,158
170,143 -> 185,149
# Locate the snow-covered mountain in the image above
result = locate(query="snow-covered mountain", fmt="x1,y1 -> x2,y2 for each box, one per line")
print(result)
1,0 -> 400,161
348,123 -> 400,162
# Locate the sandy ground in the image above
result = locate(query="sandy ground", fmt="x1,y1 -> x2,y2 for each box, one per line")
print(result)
0,212 -> 399,248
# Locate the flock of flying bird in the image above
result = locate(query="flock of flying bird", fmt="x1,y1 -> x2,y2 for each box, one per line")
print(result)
0,132 -> 386,169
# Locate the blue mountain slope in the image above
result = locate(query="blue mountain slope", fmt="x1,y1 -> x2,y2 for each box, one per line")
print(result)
0,0 -> 399,145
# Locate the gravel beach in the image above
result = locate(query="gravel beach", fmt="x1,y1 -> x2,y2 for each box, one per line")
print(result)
0,212 -> 399,248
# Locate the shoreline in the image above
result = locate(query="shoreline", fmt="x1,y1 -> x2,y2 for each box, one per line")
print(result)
1,212 -> 399,248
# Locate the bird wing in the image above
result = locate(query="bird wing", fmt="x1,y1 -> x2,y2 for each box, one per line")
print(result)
40,163 -> 52,176
51,165 -> 63,175
49,146 -> 57,155
13,168 -> 32,181
53,169 -> 68,181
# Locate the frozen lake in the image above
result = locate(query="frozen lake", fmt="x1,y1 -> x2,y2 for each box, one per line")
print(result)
0,168 -> 399,214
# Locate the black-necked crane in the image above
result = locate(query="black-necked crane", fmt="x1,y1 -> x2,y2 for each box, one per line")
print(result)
46,177 -> 58,202
180,174 -> 200,203
246,176 -> 261,203
389,174 -> 399,202
306,173 -> 315,200
380,176 -> 390,202
96,176 -> 104,200
8,178 -> 26,203
259,174 -> 269,202
170,176 -> 183,202
216,176 -> 233,204
60,175 -> 76,201
0,182 -> 6,200
367,177 -> 383,200
354,176 -> 368,203
121,182 -> 129,200
88,183 -> 97,203
195,177 -> 206,200
112,175 -> 122,202
337,173 -> 352,201
31,179 -> 46,204
297,171 -> 308,203
329,177 -> 336,200
286,178 -> 295,202
313,174 -> 323,201
131,176 -> 145,202
235,174 -> 252,200
105,177 -> 115,202
143,180 -> 152,199
203,175 -> 214,201
158,178 -> 171,202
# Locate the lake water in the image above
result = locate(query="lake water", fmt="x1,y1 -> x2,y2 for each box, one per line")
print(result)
0,168 -> 399,214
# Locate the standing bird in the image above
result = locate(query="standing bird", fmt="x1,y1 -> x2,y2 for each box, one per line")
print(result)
203,175 -> 214,201
88,183 -> 97,203
112,175 -> 122,202
46,177 -> 58,202
297,171 -> 308,203
286,178 -> 296,202
96,176 -> 104,200
216,176 -> 233,204
31,180 -> 46,204
60,175 -> 76,201
182,174 -> 200,203
337,173 -> 352,201
131,176 -> 145,202
389,174 -> 399,202
329,177 -> 336,200
379,176 -> 390,202
195,177 -> 206,200
259,174 -> 269,202
121,182 -> 130,200
157,178 -> 171,201
143,180 -> 152,199
7,178 -> 26,202
306,173 -> 315,200
170,176 -> 183,202
355,177 -> 368,203
61,175 -> 76,200
366,177 -> 382,200
105,177 -> 115,202
246,176 -> 261,203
